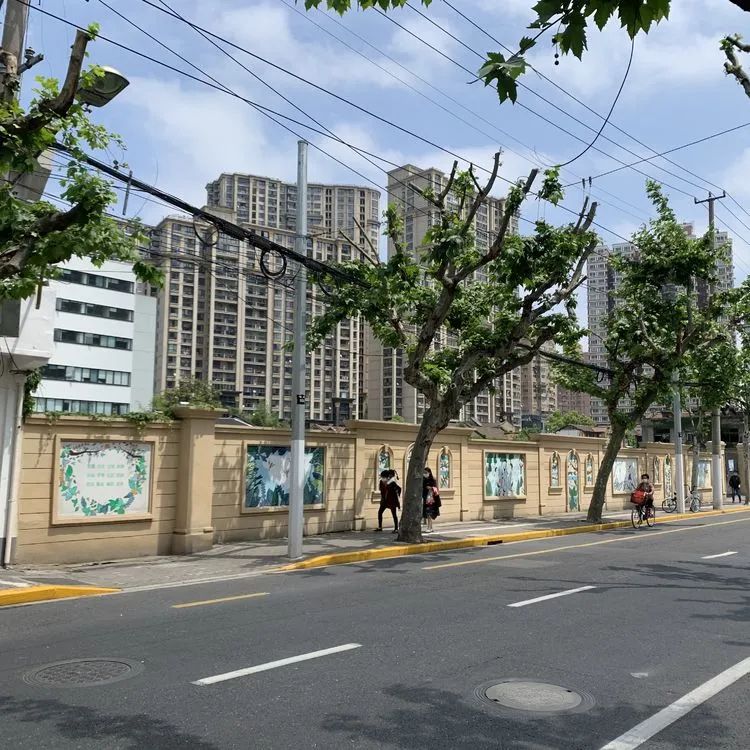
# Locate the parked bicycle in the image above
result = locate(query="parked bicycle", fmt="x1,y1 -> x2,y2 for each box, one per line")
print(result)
662,486 -> 701,513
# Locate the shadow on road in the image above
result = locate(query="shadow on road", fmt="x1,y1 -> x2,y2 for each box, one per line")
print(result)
321,682 -> 730,750
0,695 -> 219,749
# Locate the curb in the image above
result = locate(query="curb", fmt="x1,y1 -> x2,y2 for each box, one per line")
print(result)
280,505 -> 750,571
0,585 -> 119,607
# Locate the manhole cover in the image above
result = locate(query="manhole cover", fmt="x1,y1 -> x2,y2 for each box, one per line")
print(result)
476,680 -> 593,715
23,659 -> 143,688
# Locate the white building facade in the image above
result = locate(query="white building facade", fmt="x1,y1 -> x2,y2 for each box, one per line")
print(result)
33,258 -> 157,415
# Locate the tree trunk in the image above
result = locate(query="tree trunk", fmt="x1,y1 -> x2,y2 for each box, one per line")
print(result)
587,420 -> 627,523
743,413 -> 750,502
398,409 -> 445,543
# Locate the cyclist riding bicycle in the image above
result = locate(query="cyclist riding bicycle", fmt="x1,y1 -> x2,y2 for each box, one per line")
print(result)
631,473 -> 654,521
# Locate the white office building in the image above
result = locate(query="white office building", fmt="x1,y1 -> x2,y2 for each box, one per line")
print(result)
33,257 -> 157,415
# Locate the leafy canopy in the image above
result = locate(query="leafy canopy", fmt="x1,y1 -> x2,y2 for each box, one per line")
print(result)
546,410 -> 594,432
0,27 -> 161,300
310,160 -> 599,430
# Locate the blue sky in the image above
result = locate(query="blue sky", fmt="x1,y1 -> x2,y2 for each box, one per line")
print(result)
21,0 -> 750,285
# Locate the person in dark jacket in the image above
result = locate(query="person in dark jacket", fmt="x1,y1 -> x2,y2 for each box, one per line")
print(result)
422,467 -> 441,533
376,469 -> 401,533
728,472 -> 741,503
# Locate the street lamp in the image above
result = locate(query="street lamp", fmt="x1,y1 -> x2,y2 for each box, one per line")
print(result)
77,66 -> 129,107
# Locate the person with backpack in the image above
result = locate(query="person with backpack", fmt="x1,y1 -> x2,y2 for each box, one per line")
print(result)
376,469 -> 401,533
728,472 -> 742,503
422,467 -> 441,533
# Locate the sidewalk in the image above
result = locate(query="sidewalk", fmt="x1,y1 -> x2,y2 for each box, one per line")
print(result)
6,505 -> 747,597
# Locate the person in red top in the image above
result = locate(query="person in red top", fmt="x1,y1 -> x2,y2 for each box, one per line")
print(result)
376,469 -> 401,533
635,473 -> 654,520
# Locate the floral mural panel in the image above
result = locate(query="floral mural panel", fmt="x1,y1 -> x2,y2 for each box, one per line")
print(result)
484,453 -> 526,499
585,454 -> 595,487
245,445 -> 325,509
664,456 -> 673,496
550,452 -> 561,488
567,451 -> 580,512
612,457 -> 639,494
653,456 -> 661,485
55,441 -> 152,523
697,459 -> 711,488
377,446 -> 392,474
439,448 -> 452,489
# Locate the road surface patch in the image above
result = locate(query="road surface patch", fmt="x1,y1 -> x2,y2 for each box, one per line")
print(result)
172,592 -> 269,609
600,656 -> 750,749
423,515 -> 750,571
192,644 -> 362,686
507,585 -> 596,608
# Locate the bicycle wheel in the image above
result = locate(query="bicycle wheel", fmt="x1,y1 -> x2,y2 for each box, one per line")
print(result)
646,505 -> 655,527
689,494 -> 700,512
662,495 -> 677,513
631,506 -> 641,528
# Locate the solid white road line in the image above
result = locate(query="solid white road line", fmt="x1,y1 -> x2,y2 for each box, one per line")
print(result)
436,523 -> 536,535
0,579 -> 29,588
600,656 -> 750,750
192,644 -> 362,686
507,585 -> 596,608
701,551 -> 738,559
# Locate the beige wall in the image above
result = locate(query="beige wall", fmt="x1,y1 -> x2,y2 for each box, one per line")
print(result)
14,414 -> 721,564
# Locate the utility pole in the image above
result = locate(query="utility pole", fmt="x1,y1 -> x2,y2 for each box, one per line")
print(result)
288,140 -> 308,560
695,191 -> 727,510
0,0 -> 32,102
672,369 -> 686,513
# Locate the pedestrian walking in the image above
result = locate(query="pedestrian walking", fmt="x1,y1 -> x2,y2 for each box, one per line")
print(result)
422,467 -> 441,533
376,469 -> 401,533
728,472 -> 742,503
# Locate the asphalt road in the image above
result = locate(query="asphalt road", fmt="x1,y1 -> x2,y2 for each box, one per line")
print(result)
0,514 -> 748,750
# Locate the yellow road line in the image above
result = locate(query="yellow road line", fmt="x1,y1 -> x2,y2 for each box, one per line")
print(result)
172,592 -> 269,609
423,515 -> 750,570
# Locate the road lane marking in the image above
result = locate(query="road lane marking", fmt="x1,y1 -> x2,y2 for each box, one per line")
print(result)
192,644 -> 362,686
0,579 -> 29,588
701,551 -> 738,559
172,592 -> 269,609
508,585 -> 596,608
423,515 -> 750,570
600,656 -> 750,749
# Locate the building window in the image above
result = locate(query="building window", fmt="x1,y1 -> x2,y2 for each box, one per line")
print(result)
56,298 -> 134,322
59,268 -> 134,294
41,364 -> 131,386
54,329 -> 132,350
33,398 -> 129,415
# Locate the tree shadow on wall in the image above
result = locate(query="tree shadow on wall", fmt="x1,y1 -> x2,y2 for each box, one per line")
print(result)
321,683 -> 732,750
0,695 -> 219,750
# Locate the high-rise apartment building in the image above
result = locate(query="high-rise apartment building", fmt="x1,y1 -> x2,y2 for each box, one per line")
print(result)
520,342 -> 558,418
152,174 -> 381,422
34,257 -> 157,415
557,351 -> 593,418
366,164 -> 522,425
586,227 -> 734,424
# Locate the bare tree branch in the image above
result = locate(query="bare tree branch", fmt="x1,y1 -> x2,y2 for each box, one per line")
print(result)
462,151 -> 501,231
352,216 -> 380,263
437,160 -> 458,206
0,200 -> 88,277
17,30 -> 91,137
723,35 -> 750,98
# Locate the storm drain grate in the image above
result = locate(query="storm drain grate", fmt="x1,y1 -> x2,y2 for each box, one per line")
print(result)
23,659 -> 143,688
476,679 -> 594,715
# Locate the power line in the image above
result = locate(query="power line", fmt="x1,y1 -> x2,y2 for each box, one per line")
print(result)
438,0 -> 735,199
